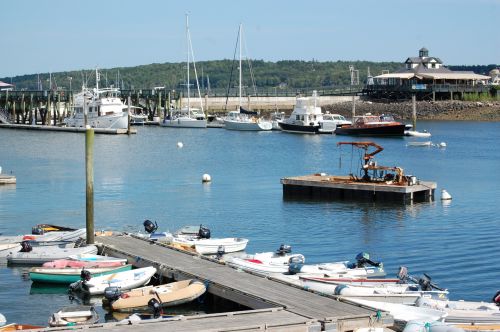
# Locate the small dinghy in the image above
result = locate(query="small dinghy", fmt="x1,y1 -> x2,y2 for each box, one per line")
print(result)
30,264 -> 133,284
288,252 -> 386,278
42,255 -> 127,269
0,323 -> 45,331
6,242 -> 98,265
407,141 -> 433,147
405,130 -> 432,138
69,266 -> 157,295
170,224 -> 249,254
225,244 -> 305,275
105,279 -> 207,312
67,253 -> 128,265
48,305 -> 98,327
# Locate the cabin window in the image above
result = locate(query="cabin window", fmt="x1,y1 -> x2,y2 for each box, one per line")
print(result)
431,63 -> 436,68
296,115 -> 300,121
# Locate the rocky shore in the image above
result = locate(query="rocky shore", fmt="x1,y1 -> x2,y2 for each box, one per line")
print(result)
322,100 -> 500,121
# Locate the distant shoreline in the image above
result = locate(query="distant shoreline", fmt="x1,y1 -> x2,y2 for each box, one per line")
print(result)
322,100 -> 500,122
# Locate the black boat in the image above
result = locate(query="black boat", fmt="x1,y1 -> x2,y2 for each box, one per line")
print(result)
335,114 -> 406,136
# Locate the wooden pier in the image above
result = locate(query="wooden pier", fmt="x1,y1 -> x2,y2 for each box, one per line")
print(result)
0,123 -> 136,135
76,234 -> 395,332
281,174 -> 436,203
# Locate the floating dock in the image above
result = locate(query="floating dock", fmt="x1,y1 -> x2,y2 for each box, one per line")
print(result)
0,123 -> 136,134
281,174 -> 436,203
86,234 -> 393,332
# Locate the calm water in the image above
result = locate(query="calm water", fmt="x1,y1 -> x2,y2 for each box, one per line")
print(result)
1,121 -> 499,325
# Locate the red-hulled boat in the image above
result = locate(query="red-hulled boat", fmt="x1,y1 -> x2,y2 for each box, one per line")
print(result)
335,114 -> 406,136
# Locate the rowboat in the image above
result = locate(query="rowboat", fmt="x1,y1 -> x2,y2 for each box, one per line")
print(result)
0,324 -> 44,331
6,245 -> 98,265
0,228 -> 85,245
69,266 -> 157,295
48,305 -> 98,327
29,264 -> 133,284
31,224 -> 77,234
194,238 -> 249,255
106,279 -> 207,312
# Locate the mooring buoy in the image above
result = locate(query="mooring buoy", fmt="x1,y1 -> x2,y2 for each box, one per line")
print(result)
177,142 -> 183,148
441,189 -> 452,200
202,174 -> 212,183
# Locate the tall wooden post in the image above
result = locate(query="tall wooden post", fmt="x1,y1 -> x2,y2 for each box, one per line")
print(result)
29,94 -> 34,125
351,94 -> 356,119
127,96 -> 131,135
412,94 -> 417,131
157,91 -> 162,120
85,127 -> 95,245
47,92 -> 51,126
21,94 -> 25,124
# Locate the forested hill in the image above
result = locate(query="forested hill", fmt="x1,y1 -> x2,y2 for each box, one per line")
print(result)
2,60 -> 497,92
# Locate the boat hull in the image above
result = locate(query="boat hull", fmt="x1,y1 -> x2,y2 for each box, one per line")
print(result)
194,238 -> 249,254
6,245 -> 98,265
160,118 -> 207,128
29,264 -> 133,284
109,279 -> 207,312
278,122 -> 319,134
336,124 -> 406,136
65,113 -> 129,130
224,120 -> 272,131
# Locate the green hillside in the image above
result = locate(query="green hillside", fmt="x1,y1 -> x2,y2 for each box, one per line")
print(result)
1,60 -> 496,94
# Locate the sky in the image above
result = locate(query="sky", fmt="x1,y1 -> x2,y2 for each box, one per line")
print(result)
2,0 -> 499,78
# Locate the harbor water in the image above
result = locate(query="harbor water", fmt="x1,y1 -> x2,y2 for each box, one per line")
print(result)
1,121 -> 499,325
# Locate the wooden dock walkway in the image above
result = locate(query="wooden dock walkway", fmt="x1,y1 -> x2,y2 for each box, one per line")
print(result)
0,123 -> 136,134
87,234 -> 393,332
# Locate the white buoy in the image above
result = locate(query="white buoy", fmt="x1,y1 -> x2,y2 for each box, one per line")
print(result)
439,142 -> 446,148
441,189 -> 452,200
177,142 -> 183,148
0,313 -> 6,326
202,174 -> 212,183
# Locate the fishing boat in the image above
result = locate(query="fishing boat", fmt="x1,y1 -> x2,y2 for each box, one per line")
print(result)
223,24 -> 272,131
160,15 -> 207,129
29,264 -> 133,284
64,71 -> 129,129
48,305 -> 99,327
69,266 -> 157,295
278,91 -> 323,134
105,279 -> 207,312
336,114 -> 406,136
225,244 -> 305,275
6,243 -> 98,265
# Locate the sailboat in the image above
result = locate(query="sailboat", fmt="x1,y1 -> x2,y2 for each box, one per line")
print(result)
160,15 -> 207,129
223,24 -> 272,131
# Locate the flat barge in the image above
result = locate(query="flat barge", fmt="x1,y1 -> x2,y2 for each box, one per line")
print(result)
281,174 -> 436,203
281,141 -> 436,203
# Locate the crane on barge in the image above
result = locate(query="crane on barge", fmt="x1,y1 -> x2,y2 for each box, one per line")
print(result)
337,141 -> 408,185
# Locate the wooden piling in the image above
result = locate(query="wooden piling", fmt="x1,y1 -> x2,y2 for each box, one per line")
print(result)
85,127 -> 95,245
412,94 -> 417,130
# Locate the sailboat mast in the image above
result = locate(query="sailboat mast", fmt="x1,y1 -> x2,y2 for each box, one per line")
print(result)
186,14 -> 190,114
238,23 -> 242,110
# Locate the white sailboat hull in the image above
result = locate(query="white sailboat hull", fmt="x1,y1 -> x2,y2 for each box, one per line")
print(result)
160,117 -> 207,128
224,119 -> 272,131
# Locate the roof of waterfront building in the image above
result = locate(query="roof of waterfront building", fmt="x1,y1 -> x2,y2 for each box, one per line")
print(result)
374,48 -> 491,81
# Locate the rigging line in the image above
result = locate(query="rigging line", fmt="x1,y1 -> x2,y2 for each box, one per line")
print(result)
224,26 -> 240,111
187,30 -> 204,112
242,35 -> 257,97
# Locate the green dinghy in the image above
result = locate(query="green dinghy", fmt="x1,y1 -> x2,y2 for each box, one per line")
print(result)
29,264 -> 133,284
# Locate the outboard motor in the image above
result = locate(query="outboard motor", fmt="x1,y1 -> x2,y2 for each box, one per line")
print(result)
418,274 -> 433,291
104,286 -> 123,303
20,240 -> 33,253
143,219 -> 158,234
80,269 -> 92,282
349,252 -> 381,268
493,290 -> 500,306
276,244 -> 291,256
397,266 -> 409,281
198,225 -> 211,239
148,298 -> 162,318
31,226 -> 44,235
216,245 -> 225,259
288,255 -> 305,274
